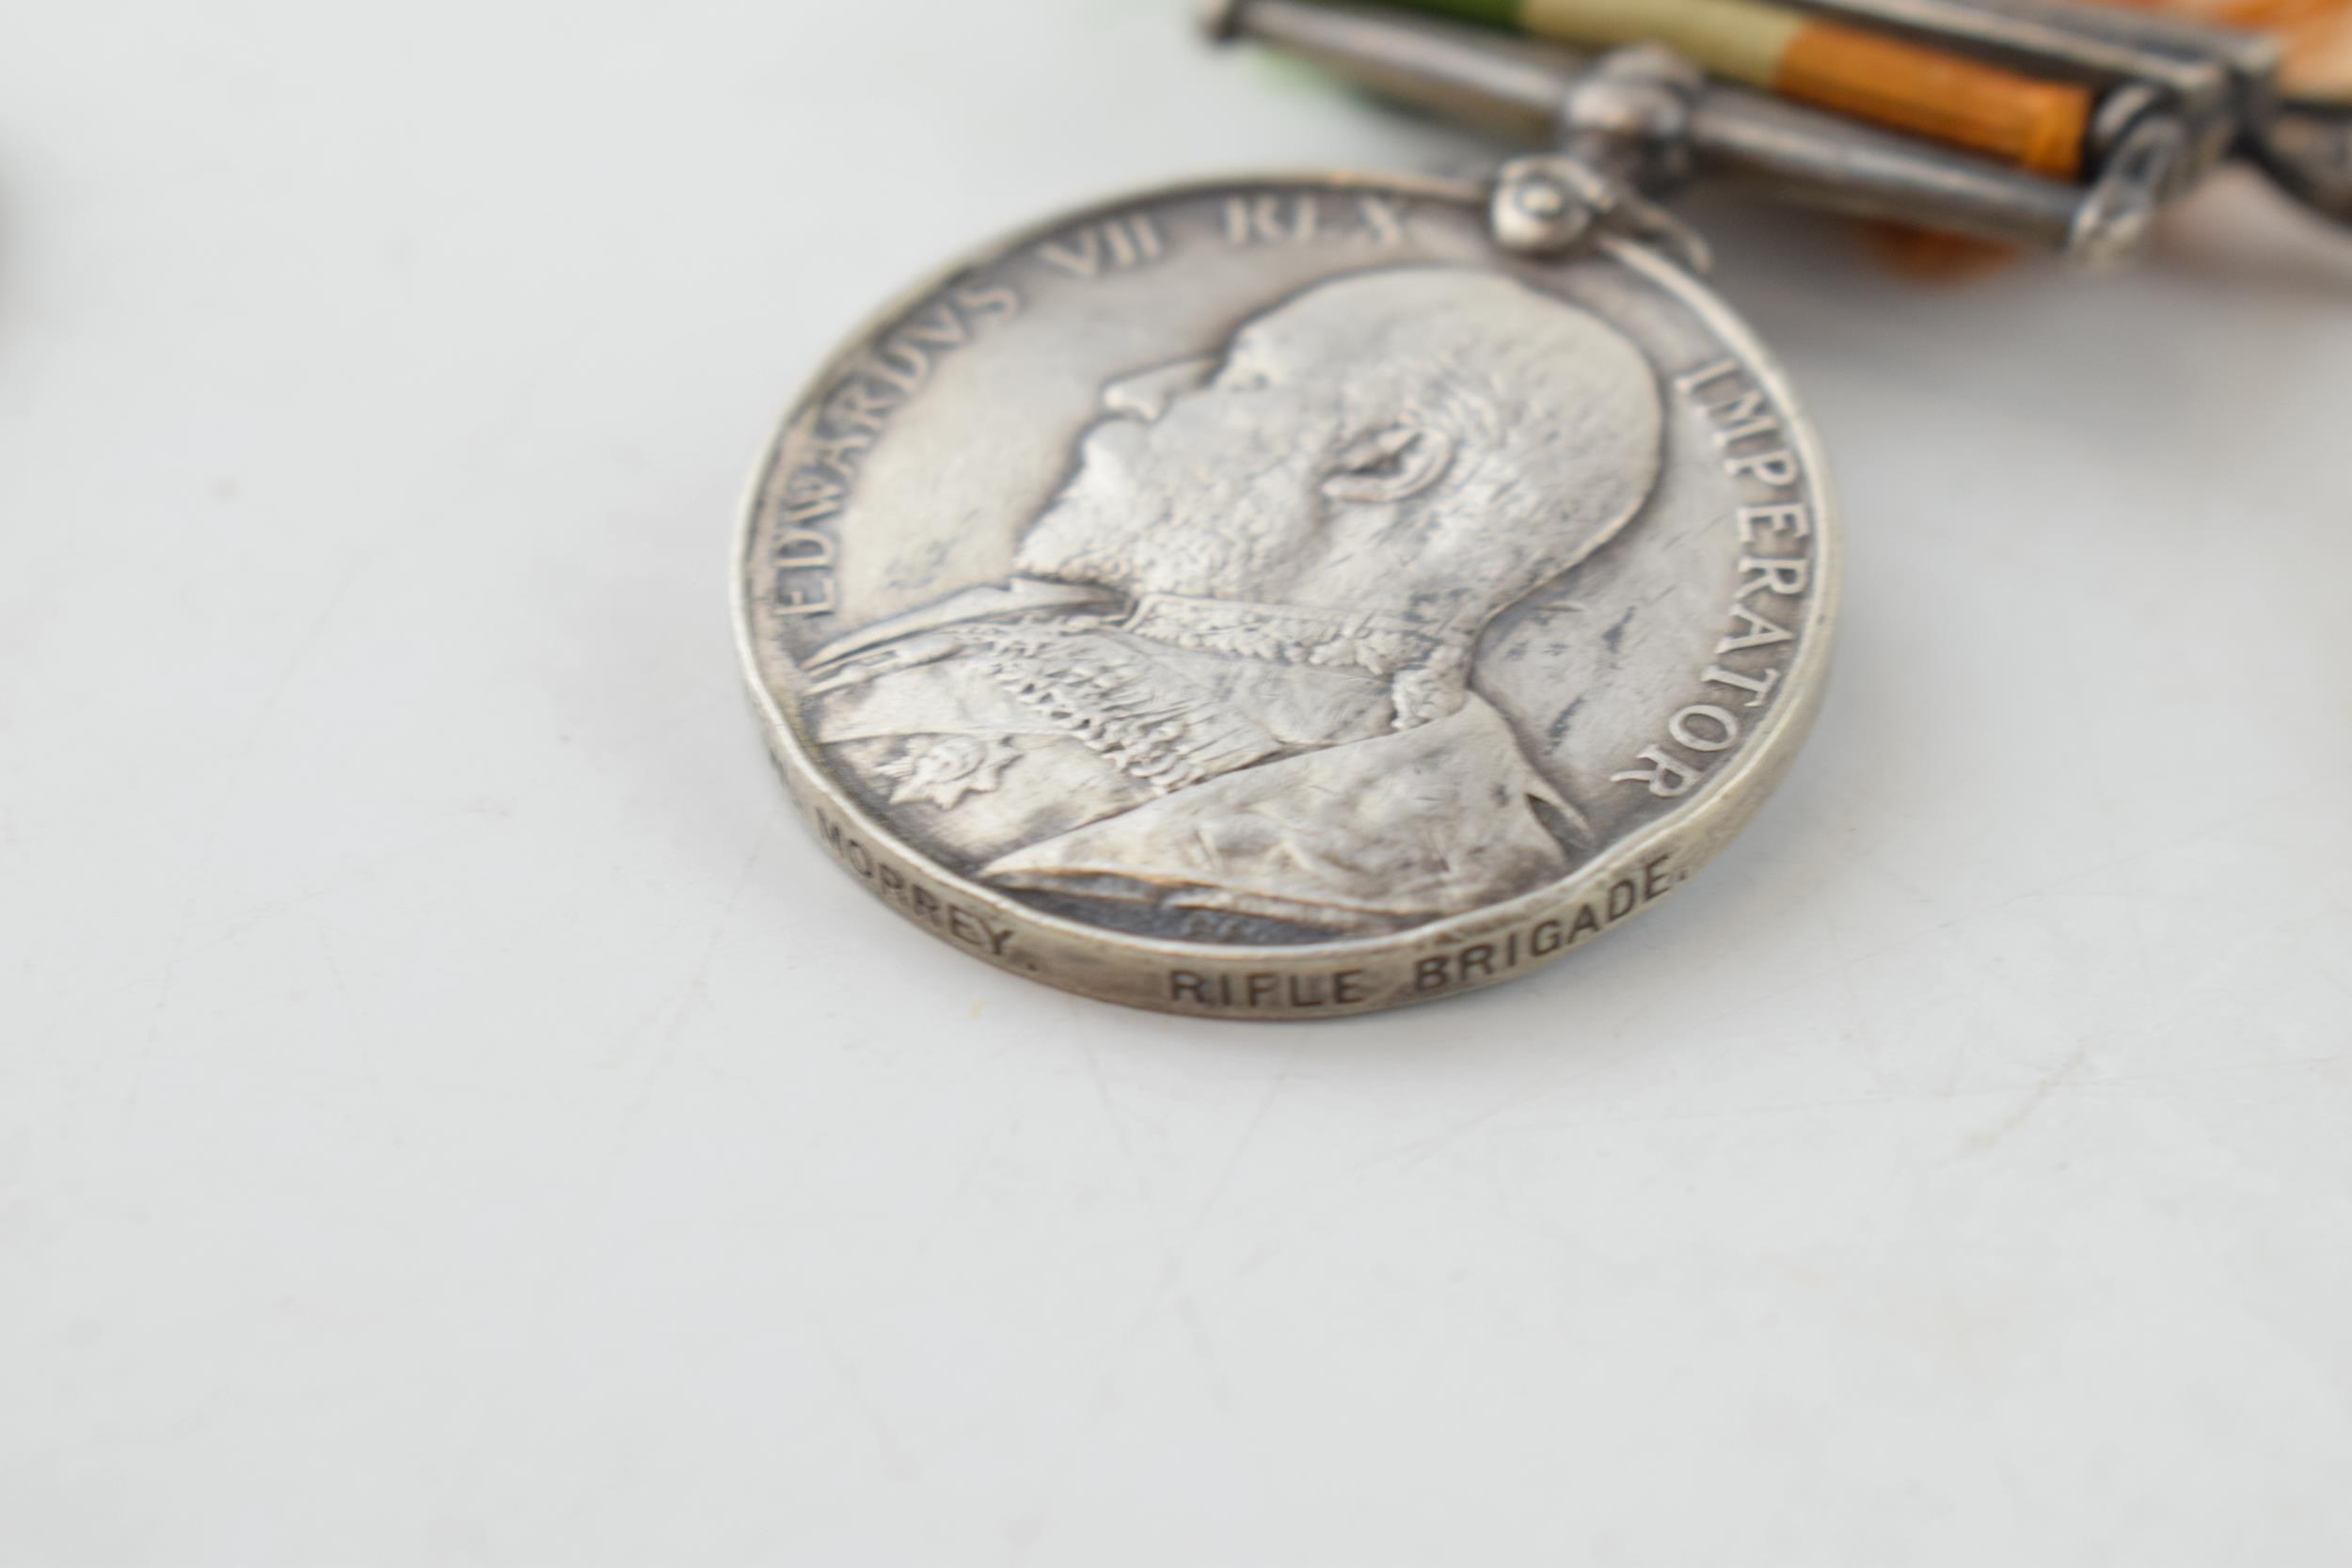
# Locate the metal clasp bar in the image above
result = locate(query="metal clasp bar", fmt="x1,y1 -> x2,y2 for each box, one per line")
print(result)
1202,0 -> 2349,263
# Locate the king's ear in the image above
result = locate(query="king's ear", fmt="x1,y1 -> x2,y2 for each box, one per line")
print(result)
1319,423 -> 1454,506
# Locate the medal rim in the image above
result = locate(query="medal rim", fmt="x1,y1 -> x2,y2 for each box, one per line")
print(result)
732,168 -> 1841,1014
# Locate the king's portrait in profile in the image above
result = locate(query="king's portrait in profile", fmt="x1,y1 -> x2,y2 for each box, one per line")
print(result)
802,266 -> 1664,938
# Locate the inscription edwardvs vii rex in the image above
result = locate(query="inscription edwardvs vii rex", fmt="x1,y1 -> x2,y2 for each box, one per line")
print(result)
738,176 -> 1836,1018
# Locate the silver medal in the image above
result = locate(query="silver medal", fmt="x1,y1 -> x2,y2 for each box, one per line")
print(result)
734,0 -> 2348,1015
736,171 -> 1836,1016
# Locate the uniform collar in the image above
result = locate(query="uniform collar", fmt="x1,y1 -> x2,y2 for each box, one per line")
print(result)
1120,592 -> 1471,685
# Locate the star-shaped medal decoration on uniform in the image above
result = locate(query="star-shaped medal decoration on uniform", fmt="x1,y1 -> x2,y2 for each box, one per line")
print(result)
875,734 -> 1021,811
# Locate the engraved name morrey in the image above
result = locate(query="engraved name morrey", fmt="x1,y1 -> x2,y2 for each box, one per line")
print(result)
739,178 -> 1836,1015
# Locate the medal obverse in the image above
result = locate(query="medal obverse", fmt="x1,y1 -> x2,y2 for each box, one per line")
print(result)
737,173 -> 1836,1018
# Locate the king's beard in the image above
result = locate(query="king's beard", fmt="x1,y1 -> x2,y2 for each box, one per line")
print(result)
1011,449 -> 1315,606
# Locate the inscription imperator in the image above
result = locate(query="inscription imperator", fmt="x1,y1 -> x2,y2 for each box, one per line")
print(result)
804,267 -> 1661,937
739,177 -> 1836,1015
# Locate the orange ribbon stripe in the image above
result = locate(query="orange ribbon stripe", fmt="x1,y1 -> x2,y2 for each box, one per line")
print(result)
1774,23 -> 2094,179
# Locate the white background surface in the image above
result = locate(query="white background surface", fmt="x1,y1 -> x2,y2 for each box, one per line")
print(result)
5,2 -> 2351,1563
